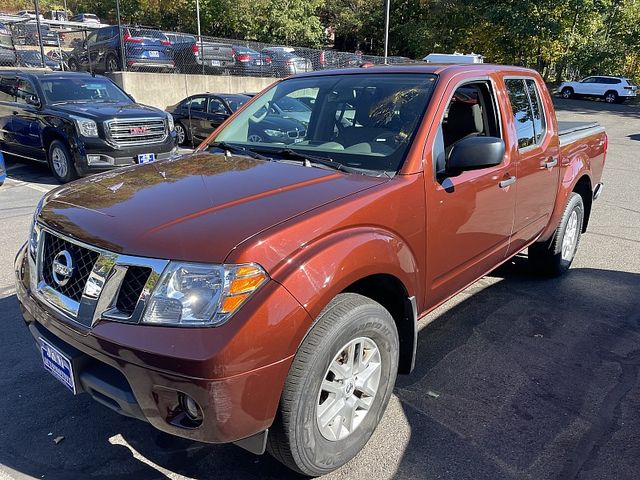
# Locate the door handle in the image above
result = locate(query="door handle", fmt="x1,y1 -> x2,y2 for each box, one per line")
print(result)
499,176 -> 516,188
544,157 -> 558,169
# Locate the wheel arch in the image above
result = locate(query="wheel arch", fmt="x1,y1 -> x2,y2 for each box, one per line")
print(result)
572,174 -> 592,232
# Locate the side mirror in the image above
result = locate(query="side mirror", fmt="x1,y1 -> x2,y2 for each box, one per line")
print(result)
26,94 -> 41,108
446,136 -> 505,175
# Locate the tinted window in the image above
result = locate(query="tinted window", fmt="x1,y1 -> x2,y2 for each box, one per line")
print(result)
505,79 -> 535,149
208,98 -> 226,113
582,77 -> 596,84
186,96 -> 206,111
0,76 -> 16,102
15,79 -> 36,104
525,79 -> 546,144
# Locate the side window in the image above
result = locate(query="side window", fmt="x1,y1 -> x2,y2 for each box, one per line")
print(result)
582,77 -> 595,84
187,96 -> 207,111
525,79 -> 546,144
15,79 -> 36,104
86,31 -> 98,45
0,76 -> 16,102
505,79 -> 535,149
208,99 -> 226,114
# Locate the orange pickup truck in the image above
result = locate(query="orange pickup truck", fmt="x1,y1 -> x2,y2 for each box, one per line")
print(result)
15,64 -> 606,475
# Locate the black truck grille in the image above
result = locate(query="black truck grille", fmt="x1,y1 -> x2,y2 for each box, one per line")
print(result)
41,233 -> 100,301
116,266 -> 151,316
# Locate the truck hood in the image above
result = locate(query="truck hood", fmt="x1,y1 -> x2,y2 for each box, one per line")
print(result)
39,153 -> 386,263
49,102 -> 165,121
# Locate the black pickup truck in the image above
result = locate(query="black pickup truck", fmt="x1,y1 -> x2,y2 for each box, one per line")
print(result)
0,71 -> 177,182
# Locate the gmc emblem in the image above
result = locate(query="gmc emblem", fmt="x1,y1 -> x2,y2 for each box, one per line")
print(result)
130,126 -> 149,135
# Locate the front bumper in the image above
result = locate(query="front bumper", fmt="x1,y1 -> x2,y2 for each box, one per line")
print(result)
14,243 -> 306,446
71,134 -> 177,176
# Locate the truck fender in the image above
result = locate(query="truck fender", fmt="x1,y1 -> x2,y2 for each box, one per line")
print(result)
539,152 -> 592,242
271,226 -> 421,373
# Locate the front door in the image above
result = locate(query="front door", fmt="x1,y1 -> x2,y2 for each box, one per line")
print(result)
426,78 -> 517,307
503,77 -> 560,255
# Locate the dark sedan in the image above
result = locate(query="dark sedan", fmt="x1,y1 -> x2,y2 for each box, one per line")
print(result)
167,93 -> 307,147
16,50 -> 62,70
260,47 -> 312,77
233,46 -> 273,76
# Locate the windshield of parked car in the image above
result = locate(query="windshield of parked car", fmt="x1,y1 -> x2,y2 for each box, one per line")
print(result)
40,77 -> 132,104
210,73 -> 437,174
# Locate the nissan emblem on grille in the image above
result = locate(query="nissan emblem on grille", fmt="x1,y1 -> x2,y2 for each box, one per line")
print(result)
130,126 -> 149,135
52,250 -> 74,287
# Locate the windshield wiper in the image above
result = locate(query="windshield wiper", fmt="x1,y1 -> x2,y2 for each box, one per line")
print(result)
208,142 -> 271,161
267,148 -> 357,174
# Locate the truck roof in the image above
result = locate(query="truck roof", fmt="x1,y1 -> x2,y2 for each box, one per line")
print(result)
293,63 -> 539,78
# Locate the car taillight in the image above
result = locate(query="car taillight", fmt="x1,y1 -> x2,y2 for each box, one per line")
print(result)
123,31 -> 142,43
265,56 -> 272,63
319,51 -> 325,65
231,47 -> 235,59
604,133 -> 608,153
236,54 -> 250,62
161,39 -> 171,46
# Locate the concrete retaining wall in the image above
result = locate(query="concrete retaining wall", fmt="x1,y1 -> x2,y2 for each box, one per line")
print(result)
108,72 -> 277,110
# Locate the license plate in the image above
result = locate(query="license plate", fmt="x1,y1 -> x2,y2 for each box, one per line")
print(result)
40,338 -> 76,394
149,50 -> 160,58
293,138 -> 303,143
138,153 -> 156,164
211,60 -> 220,66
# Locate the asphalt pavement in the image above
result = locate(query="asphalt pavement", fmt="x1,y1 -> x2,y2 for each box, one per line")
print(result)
0,99 -> 639,480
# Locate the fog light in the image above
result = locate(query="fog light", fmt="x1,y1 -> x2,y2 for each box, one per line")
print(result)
179,393 -> 203,422
87,155 -> 102,165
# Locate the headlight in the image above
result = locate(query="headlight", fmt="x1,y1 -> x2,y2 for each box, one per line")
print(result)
142,262 -> 268,327
28,196 -> 45,260
264,129 -> 285,137
71,115 -> 98,137
167,113 -> 175,132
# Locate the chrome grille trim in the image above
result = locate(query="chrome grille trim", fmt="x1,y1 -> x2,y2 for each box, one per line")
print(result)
31,225 -> 169,329
105,117 -> 168,147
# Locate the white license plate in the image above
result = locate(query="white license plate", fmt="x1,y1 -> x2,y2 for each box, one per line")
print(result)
149,50 -> 160,58
138,153 -> 156,164
40,338 -> 76,394
211,60 -> 221,66
293,138 -> 303,143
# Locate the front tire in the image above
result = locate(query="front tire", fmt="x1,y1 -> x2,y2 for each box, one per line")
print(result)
267,293 -> 399,476
561,87 -> 573,99
48,140 -> 77,183
528,192 -> 584,277
105,54 -> 119,73
175,122 -> 188,146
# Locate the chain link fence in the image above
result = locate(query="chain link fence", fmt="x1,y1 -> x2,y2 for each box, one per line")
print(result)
0,20 -> 415,77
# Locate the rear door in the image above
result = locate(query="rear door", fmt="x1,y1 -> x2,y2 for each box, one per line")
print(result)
0,75 -> 18,154
11,77 -> 46,161
503,77 -> 560,255
184,95 -> 208,139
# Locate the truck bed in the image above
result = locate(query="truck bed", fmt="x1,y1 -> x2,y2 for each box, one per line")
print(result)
558,121 -> 605,146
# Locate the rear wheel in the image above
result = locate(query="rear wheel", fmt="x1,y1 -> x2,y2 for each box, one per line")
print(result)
267,293 -> 399,476
528,192 -> 584,277
604,91 -> 618,104
48,140 -> 77,183
561,87 -> 574,99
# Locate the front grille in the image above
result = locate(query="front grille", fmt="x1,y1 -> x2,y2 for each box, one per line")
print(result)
106,118 -> 167,147
116,266 -> 151,316
41,232 -> 100,301
287,129 -> 306,138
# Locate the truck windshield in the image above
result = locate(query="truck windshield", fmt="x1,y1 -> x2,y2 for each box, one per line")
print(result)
211,73 -> 437,174
40,77 -> 132,104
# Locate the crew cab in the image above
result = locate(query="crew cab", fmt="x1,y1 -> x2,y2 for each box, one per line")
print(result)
559,75 -> 637,103
15,64 -> 606,475
0,71 -> 177,182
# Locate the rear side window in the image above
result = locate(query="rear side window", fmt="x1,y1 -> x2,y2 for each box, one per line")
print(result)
525,79 -> 545,144
0,76 -> 16,102
505,79 -> 535,149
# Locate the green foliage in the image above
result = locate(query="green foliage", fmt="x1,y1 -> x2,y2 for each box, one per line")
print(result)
4,0 -> 639,81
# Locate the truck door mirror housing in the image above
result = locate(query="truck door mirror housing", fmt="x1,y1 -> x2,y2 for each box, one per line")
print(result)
446,136 -> 505,175
26,94 -> 41,108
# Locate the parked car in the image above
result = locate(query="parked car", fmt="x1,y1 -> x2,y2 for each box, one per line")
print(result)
164,32 -> 198,73
295,49 -> 362,70
269,95 -> 312,125
14,64 -> 606,475
66,26 -> 174,73
15,22 -> 60,46
48,10 -> 68,21
0,22 -> 11,35
16,50 -> 62,70
0,32 -> 17,66
0,71 -> 177,182
70,13 -> 101,24
232,45 -> 272,76
559,76 -> 637,104
16,10 -> 45,21
261,46 -> 313,76
0,150 -> 5,186
195,40 -> 235,74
